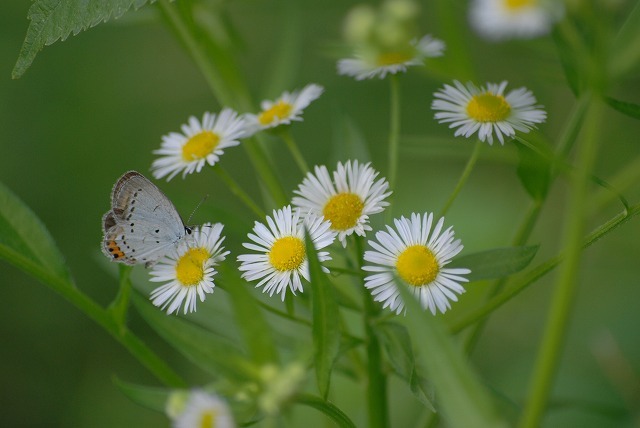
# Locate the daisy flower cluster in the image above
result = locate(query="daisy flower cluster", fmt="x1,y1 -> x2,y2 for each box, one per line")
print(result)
151,84 -> 324,182
96,0 -> 569,424
116,0 -> 550,321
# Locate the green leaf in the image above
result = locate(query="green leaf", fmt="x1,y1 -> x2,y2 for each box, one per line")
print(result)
377,322 -> 435,411
132,293 -> 256,381
294,393 -> 357,428
13,0 -> 157,78
305,230 -> 341,399
448,246 -> 538,282
0,180 -> 70,282
605,97 -> 640,120
113,377 -> 169,413
516,137 -> 551,201
397,284 -> 507,428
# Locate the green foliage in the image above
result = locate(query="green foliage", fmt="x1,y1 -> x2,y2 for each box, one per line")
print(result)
132,293 -> 256,381
0,180 -> 70,283
13,0 -> 157,78
219,265 -> 280,365
376,322 -> 435,411
114,378 -> 170,413
605,97 -> 640,121
294,394 -> 357,428
448,246 -> 538,281
6,0 -> 640,426
305,230 -> 341,399
610,0 -> 640,78
516,137 -> 552,201
397,281 -> 507,428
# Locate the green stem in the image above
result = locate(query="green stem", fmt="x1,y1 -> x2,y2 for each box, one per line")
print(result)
281,130 -> 309,174
107,264 -> 133,332
157,0 -> 234,107
439,139 -> 482,217
258,300 -> 313,327
387,75 -> 401,192
450,202 -> 640,335
327,266 -> 365,277
462,95 -> 589,353
245,137 -> 290,207
158,0 -> 288,207
519,99 -> 603,428
355,236 -> 389,428
295,393 -> 357,428
4,254 -> 185,387
212,165 -> 266,218
463,199 -> 542,354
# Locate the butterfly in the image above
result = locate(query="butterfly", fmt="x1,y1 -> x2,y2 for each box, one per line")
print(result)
101,171 -> 191,266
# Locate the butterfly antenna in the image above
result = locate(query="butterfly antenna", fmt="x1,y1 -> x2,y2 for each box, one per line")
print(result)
187,194 -> 209,225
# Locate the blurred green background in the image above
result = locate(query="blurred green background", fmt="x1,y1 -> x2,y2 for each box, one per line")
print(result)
1,0 -> 639,426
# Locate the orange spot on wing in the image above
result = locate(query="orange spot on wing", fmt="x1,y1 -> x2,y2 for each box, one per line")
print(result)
107,240 -> 126,259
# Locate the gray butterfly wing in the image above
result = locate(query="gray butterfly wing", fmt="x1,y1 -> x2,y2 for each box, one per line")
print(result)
102,171 -> 187,265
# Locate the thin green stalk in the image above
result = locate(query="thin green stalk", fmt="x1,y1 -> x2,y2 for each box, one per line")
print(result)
281,130 -> 309,174
212,165 -> 266,218
157,0 -> 288,207
593,153 -> 640,212
258,300 -> 313,327
295,393 -> 357,428
328,266 -> 365,277
387,75 -> 401,192
450,202 -> 640,334
553,95 -> 591,168
157,0 -> 233,107
439,139 -> 482,217
244,137 -> 290,207
463,199 -> 542,354
462,95 -> 589,353
355,236 -> 389,428
5,254 -> 186,387
107,264 -> 133,332
519,99 -> 603,428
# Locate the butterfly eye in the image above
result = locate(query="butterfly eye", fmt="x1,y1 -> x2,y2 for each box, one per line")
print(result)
186,227 -> 193,235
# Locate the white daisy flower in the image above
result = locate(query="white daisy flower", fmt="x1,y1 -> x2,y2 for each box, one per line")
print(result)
244,84 -> 324,132
337,35 -> 445,80
470,0 -> 564,40
362,213 -> 470,315
431,80 -> 547,145
237,206 -> 336,300
292,160 -> 391,247
172,390 -> 235,428
149,223 -> 229,315
151,109 -> 249,181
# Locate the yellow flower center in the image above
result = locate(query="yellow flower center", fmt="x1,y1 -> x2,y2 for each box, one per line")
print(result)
376,51 -> 414,66
182,131 -> 220,161
466,92 -> 512,123
505,0 -> 536,10
199,410 -> 217,428
175,247 -> 210,286
269,236 -> 306,272
322,193 -> 364,231
396,245 -> 440,287
258,101 -> 293,125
